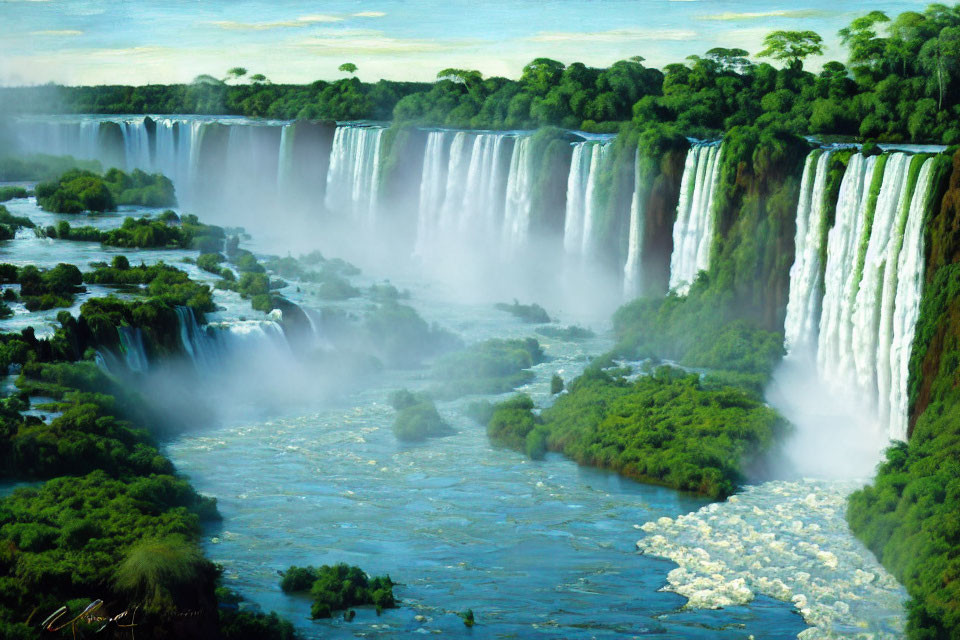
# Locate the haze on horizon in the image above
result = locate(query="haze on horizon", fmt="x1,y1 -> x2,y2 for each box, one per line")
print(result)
0,0 -> 934,87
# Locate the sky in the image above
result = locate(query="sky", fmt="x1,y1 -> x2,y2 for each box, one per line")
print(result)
0,0 -> 938,86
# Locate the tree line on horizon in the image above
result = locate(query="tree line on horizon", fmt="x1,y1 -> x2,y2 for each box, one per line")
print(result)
1,3 -> 960,143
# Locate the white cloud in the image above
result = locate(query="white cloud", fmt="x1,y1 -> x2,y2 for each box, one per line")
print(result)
699,10 -> 830,21
353,11 -> 386,18
529,27 -> 696,43
209,14 -> 343,30
30,29 -> 83,36
295,32 -> 456,54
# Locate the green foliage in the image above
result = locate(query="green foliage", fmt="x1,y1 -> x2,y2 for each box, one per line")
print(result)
363,302 -> 461,368
757,31 -> 825,70
848,399 -> 960,637
35,169 -> 115,213
279,564 -> 396,619
114,535 -> 211,614
220,609 -> 299,640
613,281 -> 785,379
494,300 -> 551,323
102,167 -> 177,207
432,338 -> 545,398
389,389 -> 451,442
35,168 -> 176,214
0,186 -> 28,202
10,4 -> 960,142
488,366 -> 787,499
0,153 -> 101,181
0,471 -> 217,623
0,204 -> 34,241
550,374 -> 564,394
535,325 -> 595,341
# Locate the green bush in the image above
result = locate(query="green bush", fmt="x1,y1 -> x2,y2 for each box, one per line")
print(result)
432,338 -> 545,398
494,300 -> 551,323
279,563 -> 396,619
487,366 -> 787,499
389,390 -> 451,442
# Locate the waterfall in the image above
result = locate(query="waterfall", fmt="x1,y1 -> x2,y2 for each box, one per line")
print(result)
414,130 -> 513,260
501,136 -> 534,254
623,148 -> 645,299
117,326 -> 148,373
888,159 -> 936,440
122,119 -> 151,170
324,124 -> 384,223
175,305 -> 290,371
414,131 -> 450,257
460,133 -> 509,236
437,132 -> 475,232
783,150 -> 832,353
783,151 -> 940,440
564,141 -> 613,260
176,306 -> 221,371
277,124 -> 294,195
849,154 -> 911,402
563,142 -> 592,256
668,143 -> 722,294
816,154 -> 878,390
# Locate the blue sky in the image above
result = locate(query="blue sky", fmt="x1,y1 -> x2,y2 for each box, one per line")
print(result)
0,0 -> 937,86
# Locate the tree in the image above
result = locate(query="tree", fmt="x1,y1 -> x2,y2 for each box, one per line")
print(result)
338,62 -> 358,75
437,68 -> 483,100
520,58 -> 565,96
705,48 -> 752,73
920,26 -> 960,110
250,73 -> 267,83
225,67 -> 247,83
839,11 -> 890,79
757,30 -> 825,71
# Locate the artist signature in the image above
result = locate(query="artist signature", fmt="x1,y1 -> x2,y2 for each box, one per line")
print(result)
36,600 -> 138,636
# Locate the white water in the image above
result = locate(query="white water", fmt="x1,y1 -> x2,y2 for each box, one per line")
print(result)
637,480 -> 907,639
781,151 -> 938,444
783,151 -> 832,353
668,144 -> 722,294
414,131 -> 450,258
501,136 -> 534,254
886,159 -> 936,439
623,148 -> 645,299
324,124 -> 383,223
563,141 -> 613,261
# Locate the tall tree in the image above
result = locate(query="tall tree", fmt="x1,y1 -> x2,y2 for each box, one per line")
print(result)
338,62 -> 358,75
839,10 -> 891,79
225,67 -> 247,83
920,25 -> 960,109
757,30 -> 825,71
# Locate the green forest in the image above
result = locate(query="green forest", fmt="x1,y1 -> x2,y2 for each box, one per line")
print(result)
2,4 -> 960,144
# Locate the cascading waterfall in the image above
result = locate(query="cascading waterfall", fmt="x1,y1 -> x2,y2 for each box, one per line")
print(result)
122,119 -> 151,170
784,150 -> 939,440
783,150 -> 833,354
324,124 -> 383,223
564,140 -> 613,260
887,159 -> 936,439
501,136 -> 534,254
175,305 -> 290,371
817,153 -> 878,390
413,130 -> 513,259
460,133 -> 509,236
622,148 -> 645,299
414,131 -> 451,257
668,143 -> 722,294
277,124 -> 294,195
117,326 -> 148,373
